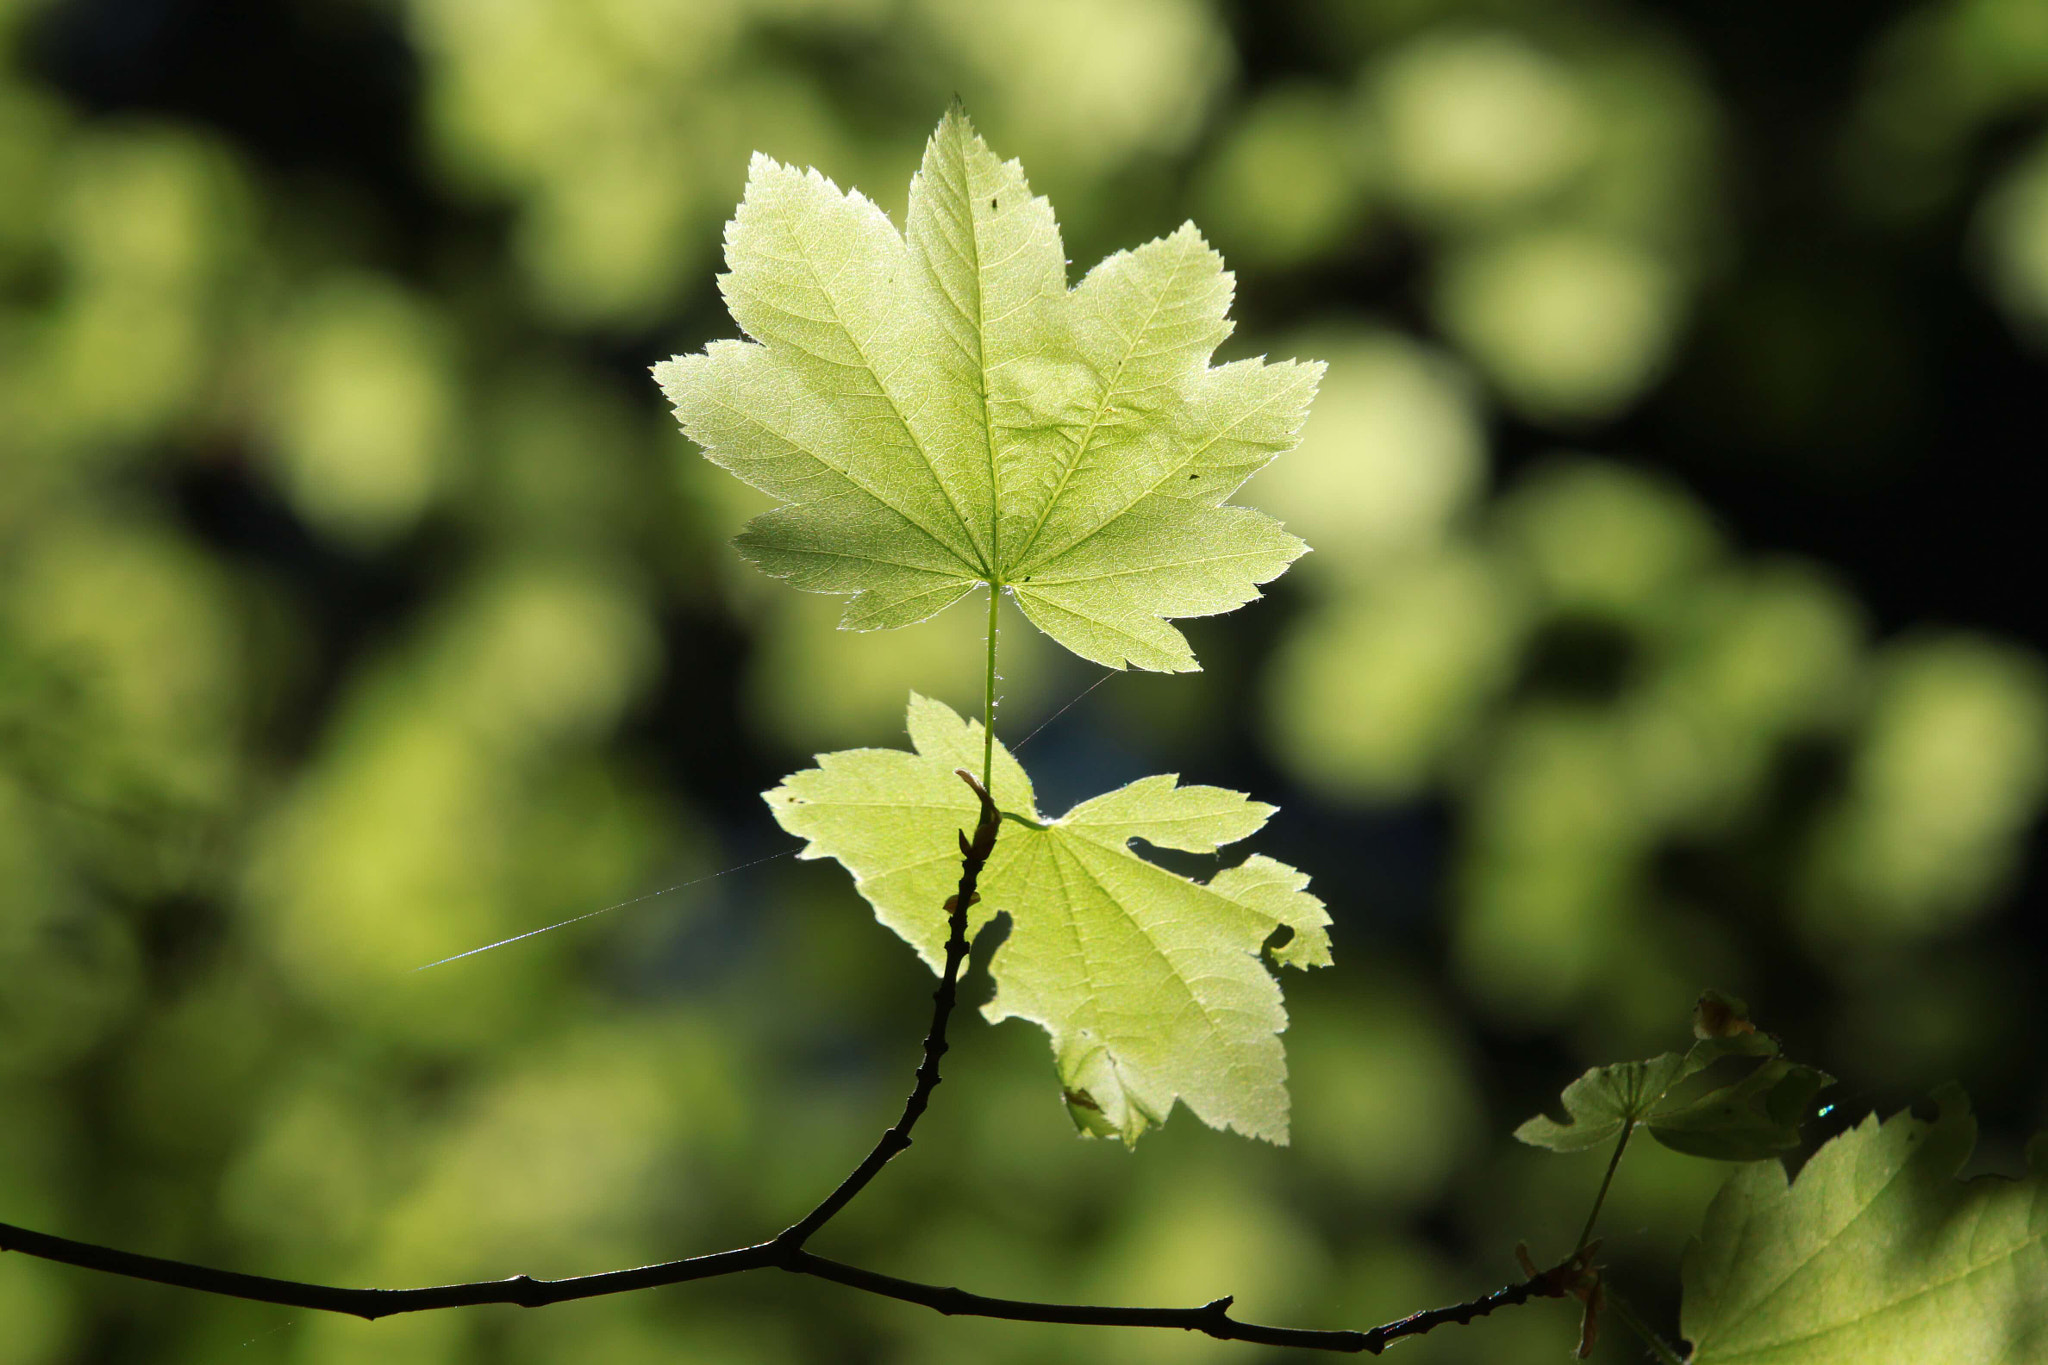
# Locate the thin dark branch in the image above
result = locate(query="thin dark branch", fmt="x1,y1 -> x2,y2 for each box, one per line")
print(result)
791,1249 -> 1360,1348
775,768 -> 1001,1250
0,771 -> 1578,1352
1357,1261 -> 1579,1353
0,1222 -> 779,1319
0,1216 -> 1573,1349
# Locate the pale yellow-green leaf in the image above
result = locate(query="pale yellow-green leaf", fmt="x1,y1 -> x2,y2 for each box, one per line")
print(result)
764,694 -> 1331,1145
655,107 -> 1318,671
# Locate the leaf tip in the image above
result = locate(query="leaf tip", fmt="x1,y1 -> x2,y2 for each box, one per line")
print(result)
1693,989 -> 1755,1040
933,98 -> 984,151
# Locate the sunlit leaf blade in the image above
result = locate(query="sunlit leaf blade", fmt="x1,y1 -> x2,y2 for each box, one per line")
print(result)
765,694 -> 1331,1145
654,106 -> 1318,671
1683,1086 -> 2048,1364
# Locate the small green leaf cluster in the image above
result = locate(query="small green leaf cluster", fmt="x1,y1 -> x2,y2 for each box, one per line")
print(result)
1516,996 -> 1831,1163
1521,993 -> 2048,1362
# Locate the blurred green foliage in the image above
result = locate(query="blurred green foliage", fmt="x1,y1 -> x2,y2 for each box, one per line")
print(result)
3,0 -> 2047,1362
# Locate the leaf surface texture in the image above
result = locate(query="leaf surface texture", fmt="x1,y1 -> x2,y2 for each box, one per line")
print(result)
654,108 -> 1317,670
1683,1086 -> 2048,1363
765,694 -> 1331,1144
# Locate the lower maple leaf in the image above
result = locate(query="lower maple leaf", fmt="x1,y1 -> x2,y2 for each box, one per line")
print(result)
765,693 -> 1331,1145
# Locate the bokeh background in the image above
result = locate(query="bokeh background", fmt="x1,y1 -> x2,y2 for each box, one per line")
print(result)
4,0 -> 2048,1360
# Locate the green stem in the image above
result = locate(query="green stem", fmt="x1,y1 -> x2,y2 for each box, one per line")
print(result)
1577,1121 -> 1633,1253
982,581 -> 1000,795
1604,1290 -> 1687,1365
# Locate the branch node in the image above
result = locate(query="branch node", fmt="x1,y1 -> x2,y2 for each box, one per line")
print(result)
952,768 -> 1000,860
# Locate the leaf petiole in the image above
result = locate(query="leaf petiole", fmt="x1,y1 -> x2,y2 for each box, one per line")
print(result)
1577,1120 -> 1633,1254
1603,1289 -> 1687,1365
984,581 -> 1000,797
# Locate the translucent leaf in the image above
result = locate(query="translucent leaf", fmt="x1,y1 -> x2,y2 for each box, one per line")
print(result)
1684,1086 -> 2048,1363
654,106 -> 1318,672
765,694 -> 1331,1145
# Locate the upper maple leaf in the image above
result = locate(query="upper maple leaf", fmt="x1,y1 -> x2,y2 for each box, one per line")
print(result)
653,106 -> 1320,671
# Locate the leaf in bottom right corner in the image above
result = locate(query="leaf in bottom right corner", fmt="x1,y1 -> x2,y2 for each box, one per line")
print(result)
1680,1083 -> 2048,1364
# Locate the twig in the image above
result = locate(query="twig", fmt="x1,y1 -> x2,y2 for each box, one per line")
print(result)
0,775 -> 1583,1352
774,769 -> 1001,1249
0,1216 -> 1578,1350
1354,1261 -> 1581,1353
789,1249 -> 1580,1353
0,1222 -> 780,1317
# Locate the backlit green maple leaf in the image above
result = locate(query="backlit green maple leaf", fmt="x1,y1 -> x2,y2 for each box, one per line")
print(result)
766,694 -> 1331,1145
653,107 -> 1319,672
1683,1086 -> 2048,1364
